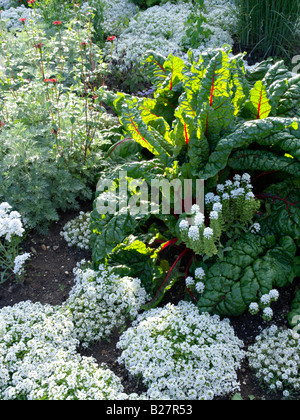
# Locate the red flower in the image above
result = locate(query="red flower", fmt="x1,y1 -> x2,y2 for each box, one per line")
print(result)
44,78 -> 58,84
107,36 -> 116,42
53,21 -> 62,25
0,121 -> 4,128
34,42 -> 44,49
19,18 -> 27,23
80,42 -> 88,48
28,0 -> 36,4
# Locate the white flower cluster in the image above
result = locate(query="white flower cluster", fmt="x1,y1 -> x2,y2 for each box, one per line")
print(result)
204,0 -> 237,34
185,267 -> 206,295
179,174 -> 259,258
117,301 -> 245,400
60,212 -> 91,250
0,0 -> 16,10
0,301 -> 129,400
96,0 -> 138,36
247,325 -> 300,398
13,252 -> 31,276
106,0 -> 235,72
0,202 -> 24,242
64,264 -> 149,348
249,289 -> 280,321
0,5 -> 36,30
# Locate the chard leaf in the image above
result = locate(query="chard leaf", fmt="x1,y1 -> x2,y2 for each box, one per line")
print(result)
229,53 -> 249,115
259,179 -> 300,241
197,233 -> 297,317
228,150 -> 300,177
196,50 -> 234,131
118,97 -> 174,158
143,50 -> 168,90
198,117 -> 298,180
243,80 -> 272,119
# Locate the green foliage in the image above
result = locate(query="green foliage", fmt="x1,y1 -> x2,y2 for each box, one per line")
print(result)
181,0 -> 212,50
258,179 -> 300,242
0,16 -> 123,231
108,48 -> 300,183
91,47 -> 300,314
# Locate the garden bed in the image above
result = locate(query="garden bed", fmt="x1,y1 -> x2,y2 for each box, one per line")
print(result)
0,202 -> 298,400
1,0 -> 300,402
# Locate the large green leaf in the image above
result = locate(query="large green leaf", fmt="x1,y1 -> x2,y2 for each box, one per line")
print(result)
276,74 -> 300,118
118,96 -> 174,159
259,180 -> 300,241
229,53 -> 249,115
198,117 -> 298,180
143,50 -> 168,90
196,50 -> 235,132
229,150 -> 300,177
197,233 -> 297,317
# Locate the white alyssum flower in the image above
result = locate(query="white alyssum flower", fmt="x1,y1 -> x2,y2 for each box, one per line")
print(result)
205,192 -> 215,204
249,302 -> 259,315
0,0 -> 17,11
195,281 -> 205,294
13,252 -> 31,276
179,219 -> 189,231
0,301 -> 129,400
83,0 -> 138,36
0,202 -> 25,242
242,173 -> 251,183
194,212 -> 205,226
117,301 -> 245,400
185,276 -> 194,287
262,307 -> 273,321
248,326 -> 300,398
195,267 -> 205,280
107,0 -> 235,73
60,211 -> 91,250
209,211 -> 219,220
269,289 -> 279,301
213,202 -> 222,213
188,225 -> 200,241
0,315 -> 5,339
64,264 -> 149,348
260,294 -> 271,306
203,227 -> 214,239
0,5 -> 37,30
191,204 -> 200,214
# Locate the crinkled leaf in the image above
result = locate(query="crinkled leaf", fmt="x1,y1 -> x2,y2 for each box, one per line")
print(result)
198,117 -> 298,180
259,179 -> 300,240
197,233 -> 297,317
229,150 -> 300,177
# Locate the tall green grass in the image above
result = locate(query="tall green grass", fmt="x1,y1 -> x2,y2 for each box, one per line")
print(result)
236,0 -> 300,59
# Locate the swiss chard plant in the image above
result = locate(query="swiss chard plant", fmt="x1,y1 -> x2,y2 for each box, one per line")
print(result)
91,47 -> 300,314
